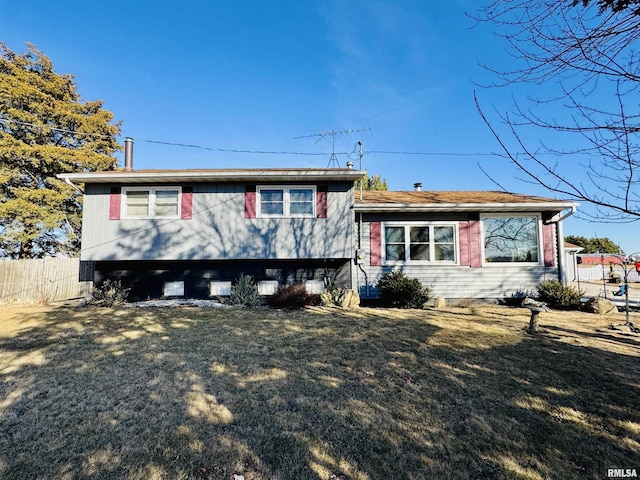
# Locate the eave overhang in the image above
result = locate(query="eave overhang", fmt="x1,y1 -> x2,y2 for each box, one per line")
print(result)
353,201 -> 579,213
57,168 -> 367,184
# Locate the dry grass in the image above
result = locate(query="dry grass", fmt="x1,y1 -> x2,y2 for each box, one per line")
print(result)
0,303 -> 639,479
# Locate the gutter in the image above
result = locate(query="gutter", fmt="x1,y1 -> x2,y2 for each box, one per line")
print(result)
57,169 -> 367,184
354,202 -> 578,213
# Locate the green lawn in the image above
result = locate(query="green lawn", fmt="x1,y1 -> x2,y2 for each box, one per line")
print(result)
0,304 -> 639,479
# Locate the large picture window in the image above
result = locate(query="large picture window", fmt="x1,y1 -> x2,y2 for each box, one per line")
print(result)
482,215 -> 540,264
123,187 -> 180,218
258,186 -> 315,217
383,223 -> 456,264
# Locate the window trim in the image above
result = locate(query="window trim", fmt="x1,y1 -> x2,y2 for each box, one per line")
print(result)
257,185 -> 316,218
122,186 -> 182,219
480,213 -> 543,266
381,221 -> 459,265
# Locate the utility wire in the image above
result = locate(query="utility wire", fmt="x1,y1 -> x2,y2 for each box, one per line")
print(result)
368,150 -> 502,156
139,139 -> 342,156
0,117 -> 115,139
1,116 -> 572,158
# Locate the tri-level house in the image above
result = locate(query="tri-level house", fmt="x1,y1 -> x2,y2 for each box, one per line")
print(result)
59,147 -> 578,301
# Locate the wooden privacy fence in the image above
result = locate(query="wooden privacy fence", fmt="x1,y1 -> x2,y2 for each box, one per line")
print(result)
0,258 -> 94,303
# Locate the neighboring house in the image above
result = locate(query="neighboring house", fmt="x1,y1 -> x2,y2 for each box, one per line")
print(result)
577,254 -> 625,265
58,165 -> 578,301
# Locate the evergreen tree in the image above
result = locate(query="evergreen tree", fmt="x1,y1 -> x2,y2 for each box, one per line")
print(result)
0,43 -> 121,258
565,235 -> 621,254
361,174 -> 388,191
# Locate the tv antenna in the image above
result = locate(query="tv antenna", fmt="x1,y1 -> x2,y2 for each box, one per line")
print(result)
295,128 -> 370,167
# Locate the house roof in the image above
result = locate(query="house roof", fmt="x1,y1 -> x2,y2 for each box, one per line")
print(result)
57,168 -> 367,184
353,190 -> 578,213
564,241 -> 584,252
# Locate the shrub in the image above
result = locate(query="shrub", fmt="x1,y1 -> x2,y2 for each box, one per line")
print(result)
267,284 -> 322,310
229,274 -> 261,308
376,271 -> 431,308
536,280 -> 584,310
87,279 -> 130,307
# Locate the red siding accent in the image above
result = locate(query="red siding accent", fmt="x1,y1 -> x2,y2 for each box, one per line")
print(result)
370,222 -> 382,266
244,186 -> 256,218
542,221 -> 556,267
181,187 -> 193,220
316,185 -> 328,218
109,187 -> 121,220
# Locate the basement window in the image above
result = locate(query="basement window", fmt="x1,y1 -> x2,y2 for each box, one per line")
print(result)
304,279 -> 325,294
257,280 -> 279,295
123,187 -> 181,218
163,281 -> 185,297
209,281 -> 232,296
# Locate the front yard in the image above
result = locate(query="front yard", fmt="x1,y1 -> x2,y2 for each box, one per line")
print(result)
0,304 -> 638,479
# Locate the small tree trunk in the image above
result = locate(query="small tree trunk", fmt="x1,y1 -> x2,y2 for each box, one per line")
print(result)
528,310 -> 540,333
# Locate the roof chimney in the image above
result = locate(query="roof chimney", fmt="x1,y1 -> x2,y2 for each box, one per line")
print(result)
124,137 -> 134,172
346,161 -> 354,169
413,182 -> 422,191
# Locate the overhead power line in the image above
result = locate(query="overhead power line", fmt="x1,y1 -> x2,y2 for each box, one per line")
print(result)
139,139 -> 341,156
0,117 -> 115,139
2,116 -> 573,158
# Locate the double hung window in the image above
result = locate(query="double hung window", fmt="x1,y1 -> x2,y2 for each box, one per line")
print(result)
258,186 -> 315,217
123,187 -> 181,218
383,223 -> 456,264
482,215 -> 540,264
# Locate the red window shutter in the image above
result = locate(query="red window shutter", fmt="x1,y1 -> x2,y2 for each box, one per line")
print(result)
316,185 -> 328,218
459,221 -> 470,266
109,187 -> 121,220
468,219 -> 482,267
459,219 -> 482,267
370,222 -> 382,266
542,216 -> 556,267
181,187 -> 193,220
245,186 -> 256,218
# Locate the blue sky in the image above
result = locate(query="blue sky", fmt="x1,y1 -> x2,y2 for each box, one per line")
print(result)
1,0 -> 638,253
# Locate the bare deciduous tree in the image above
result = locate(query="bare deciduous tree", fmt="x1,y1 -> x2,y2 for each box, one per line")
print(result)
472,0 -> 640,221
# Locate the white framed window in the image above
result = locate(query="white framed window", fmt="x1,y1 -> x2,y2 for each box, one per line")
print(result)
382,222 -> 458,265
123,187 -> 181,219
481,214 -> 542,265
257,186 -> 315,218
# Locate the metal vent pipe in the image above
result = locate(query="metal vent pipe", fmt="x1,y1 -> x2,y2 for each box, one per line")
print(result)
413,182 -> 422,191
124,137 -> 134,172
